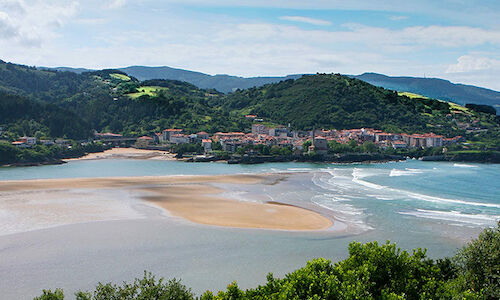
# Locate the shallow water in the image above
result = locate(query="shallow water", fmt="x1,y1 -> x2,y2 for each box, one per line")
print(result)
0,159 -> 498,298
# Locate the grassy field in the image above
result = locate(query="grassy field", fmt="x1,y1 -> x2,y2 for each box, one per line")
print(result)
398,91 -> 429,99
448,102 -> 471,114
399,91 -> 472,115
127,86 -> 168,99
110,73 -> 131,81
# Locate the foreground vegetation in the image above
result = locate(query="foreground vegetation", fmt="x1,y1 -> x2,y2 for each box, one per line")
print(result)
35,223 -> 499,299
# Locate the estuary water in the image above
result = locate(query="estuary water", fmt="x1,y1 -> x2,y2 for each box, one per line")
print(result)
0,159 -> 498,298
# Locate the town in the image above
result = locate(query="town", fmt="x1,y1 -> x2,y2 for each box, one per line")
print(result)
8,115 -> 463,161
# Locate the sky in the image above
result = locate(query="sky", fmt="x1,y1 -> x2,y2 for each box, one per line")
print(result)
1,0 -> 500,90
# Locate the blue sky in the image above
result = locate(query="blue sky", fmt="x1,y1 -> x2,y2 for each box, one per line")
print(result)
1,0 -> 500,90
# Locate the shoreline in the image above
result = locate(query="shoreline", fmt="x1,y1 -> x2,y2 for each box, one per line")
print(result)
0,174 -> 333,232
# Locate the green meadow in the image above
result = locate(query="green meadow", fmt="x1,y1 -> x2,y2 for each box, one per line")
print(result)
127,86 -> 169,99
110,73 -> 131,81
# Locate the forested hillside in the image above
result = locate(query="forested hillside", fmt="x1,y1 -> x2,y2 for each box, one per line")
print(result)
0,92 -> 92,139
0,61 -> 250,137
1,61 -> 499,141
221,74 -> 499,136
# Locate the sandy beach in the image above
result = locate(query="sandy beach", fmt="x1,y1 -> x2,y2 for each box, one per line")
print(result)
0,174 -> 332,232
64,147 -> 176,161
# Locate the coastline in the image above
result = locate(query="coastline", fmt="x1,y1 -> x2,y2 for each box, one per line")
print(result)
0,174 -> 333,233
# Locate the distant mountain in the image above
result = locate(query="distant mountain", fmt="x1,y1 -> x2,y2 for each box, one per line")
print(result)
352,73 -> 500,113
119,66 -> 303,93
38,66 -> 94,74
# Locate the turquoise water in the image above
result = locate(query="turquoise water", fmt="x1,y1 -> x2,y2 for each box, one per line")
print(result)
0,159 -> 498,298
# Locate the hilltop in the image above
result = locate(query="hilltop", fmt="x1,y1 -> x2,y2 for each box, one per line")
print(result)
39,65 -> 500,113
220,74 -> 499,136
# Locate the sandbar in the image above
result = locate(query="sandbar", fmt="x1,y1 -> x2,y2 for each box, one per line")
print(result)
0,174 -> 332,231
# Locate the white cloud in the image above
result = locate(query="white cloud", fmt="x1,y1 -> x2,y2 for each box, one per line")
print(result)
390,15 -> 408,21
106,0 -> 126,9
0,0 -> 78,47
279,16 -> 331,26
0,11 -> 19,38
446,55 -> 500,73
1,2 -> 500,90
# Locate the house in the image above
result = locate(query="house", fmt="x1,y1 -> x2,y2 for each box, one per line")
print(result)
404,133 -> 443,148
196,131 -> 209,140
40,140 -> 55,145
11,141 -> 29,148
162,129 -> 183,143
220,139 -> 243,152
310,136 -> 328,155
213,132 -> 245,140
251,124 -> 270,135
202,139 -> 212,153
269,126 -> 290,137
153,132 -> 162,143
20,136 -> 37,145
245,115 -> 257,120
391,140 -> 407,149
55,139 -> 71,146
135,136 -> 154,147
169,134 -> 190,144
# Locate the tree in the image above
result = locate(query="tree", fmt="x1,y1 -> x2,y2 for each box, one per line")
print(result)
33,289 -> 64,300
362,141 -> 378,153
75,272 -> 194,300
453,222 -> 499,299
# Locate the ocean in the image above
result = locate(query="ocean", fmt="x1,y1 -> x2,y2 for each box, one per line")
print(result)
0,159 -> 498,298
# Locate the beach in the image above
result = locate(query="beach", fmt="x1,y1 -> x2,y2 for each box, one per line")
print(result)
64,147 -> 176,161
0,173 -> 333,234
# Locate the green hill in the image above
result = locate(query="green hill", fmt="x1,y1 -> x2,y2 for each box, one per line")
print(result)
41,65 -> 500,113
220,73 -> 496,136
1,61 -> 499,143
0,61 -> 249,137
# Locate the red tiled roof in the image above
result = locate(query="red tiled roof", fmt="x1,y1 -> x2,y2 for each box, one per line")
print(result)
163,129 -> 182,132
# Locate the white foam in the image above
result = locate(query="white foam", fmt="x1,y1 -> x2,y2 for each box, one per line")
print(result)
403,190 -> 500,209
350,168 -> 500,209
399,209 -> 499,227
352,168 -> 386,190
454,163 -> 478,168
389,168 -> 424,177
